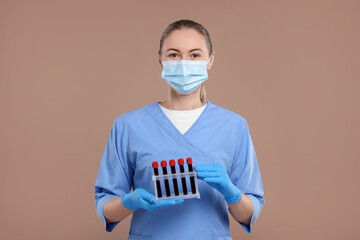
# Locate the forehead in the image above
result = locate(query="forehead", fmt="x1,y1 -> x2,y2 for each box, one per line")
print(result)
163,28 -> 207,52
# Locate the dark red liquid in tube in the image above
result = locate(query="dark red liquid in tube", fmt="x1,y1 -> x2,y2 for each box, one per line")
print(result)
186,157 -> 197,194
152,161 -> 162,198
178,158 -> 188,195
161,161 -> 171,197
169,159 -> 179,196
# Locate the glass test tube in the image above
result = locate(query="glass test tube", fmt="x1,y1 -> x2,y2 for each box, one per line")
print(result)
161,160 -> 171,197
186,157 -> 197,194
152,161 -> 162,198
169,159 -> 179,196
178,158 -> 188,195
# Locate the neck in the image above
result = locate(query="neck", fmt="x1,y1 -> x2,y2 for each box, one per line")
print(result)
160,88 -> 205,110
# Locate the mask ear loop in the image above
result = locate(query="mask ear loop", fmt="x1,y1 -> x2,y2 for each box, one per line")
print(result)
207,52 -> 213,64
206,52 -> 214,68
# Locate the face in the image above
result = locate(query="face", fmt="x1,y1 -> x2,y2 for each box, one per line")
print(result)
159,28 -> 215,71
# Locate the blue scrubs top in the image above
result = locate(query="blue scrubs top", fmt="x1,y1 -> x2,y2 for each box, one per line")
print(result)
94,101 -> 265,240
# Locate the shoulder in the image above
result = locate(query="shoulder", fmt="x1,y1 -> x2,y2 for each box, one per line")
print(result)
208,101 -> 248,128
112,102 -> 156,126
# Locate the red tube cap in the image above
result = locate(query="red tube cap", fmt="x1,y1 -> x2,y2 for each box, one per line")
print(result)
169,159 -> 175,166
152,161 -> 158,168
161,160 -> 167,167
178,158 -> 184,165
186,157 -> 193,164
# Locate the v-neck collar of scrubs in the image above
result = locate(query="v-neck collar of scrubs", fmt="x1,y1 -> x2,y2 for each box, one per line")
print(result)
159,102 -> 207,117
145,101 -> 211,157
156,101 -> 209,137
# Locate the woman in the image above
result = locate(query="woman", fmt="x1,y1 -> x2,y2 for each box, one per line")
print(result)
94,19 -> 265,240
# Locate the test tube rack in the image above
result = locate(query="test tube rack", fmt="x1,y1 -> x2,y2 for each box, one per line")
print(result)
152,157 -> 200,202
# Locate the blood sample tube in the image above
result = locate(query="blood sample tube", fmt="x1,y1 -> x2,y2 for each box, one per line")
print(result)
186,157 -> 197,194
178,158 -> 188,195
152,161 -> 162,198
161,160 -> 171,197
169,159 -> 179,196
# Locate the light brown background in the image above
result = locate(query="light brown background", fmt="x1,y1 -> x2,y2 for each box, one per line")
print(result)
1,0 -> 359,239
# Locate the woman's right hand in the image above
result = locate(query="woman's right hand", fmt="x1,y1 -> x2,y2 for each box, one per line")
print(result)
121,188 -> 184,212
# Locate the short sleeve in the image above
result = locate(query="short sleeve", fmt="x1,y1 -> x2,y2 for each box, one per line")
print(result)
228,120 -> 265,234
94,117 -> 134,232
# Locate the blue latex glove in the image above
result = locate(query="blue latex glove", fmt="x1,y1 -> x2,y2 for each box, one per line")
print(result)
121,188 -> 184,212
194,163 -> 243,205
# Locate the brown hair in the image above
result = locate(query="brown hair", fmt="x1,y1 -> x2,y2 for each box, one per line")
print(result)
158,19 -> 213,103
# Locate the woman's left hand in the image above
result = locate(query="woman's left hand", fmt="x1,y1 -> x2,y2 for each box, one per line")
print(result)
194,163 -> 243,205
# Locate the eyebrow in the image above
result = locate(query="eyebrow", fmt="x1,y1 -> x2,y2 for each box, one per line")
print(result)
189,48 -> 203,53
166,48 -> 204,53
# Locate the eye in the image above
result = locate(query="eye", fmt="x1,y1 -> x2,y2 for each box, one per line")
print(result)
191,53 -> 201,58
168,53 -> 179,58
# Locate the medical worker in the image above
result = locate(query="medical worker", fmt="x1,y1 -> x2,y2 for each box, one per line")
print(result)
94,19 -> 265,240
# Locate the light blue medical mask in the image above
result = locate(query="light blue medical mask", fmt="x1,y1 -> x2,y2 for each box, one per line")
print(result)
161,54 -> 213,95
